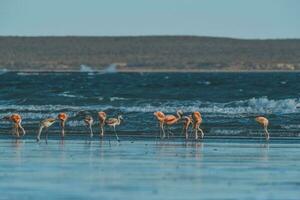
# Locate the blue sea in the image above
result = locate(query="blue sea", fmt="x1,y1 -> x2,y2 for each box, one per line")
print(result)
1,72 -> 300,137
0,72 -> 300,199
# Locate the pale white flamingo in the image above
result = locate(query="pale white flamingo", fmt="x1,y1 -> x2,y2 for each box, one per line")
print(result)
105,115 -> 123,142
98,111 -> 107,138
2,113 -> 25,137
255,116 -> 270,140
84,115 -> 94,138
57,112 -> 68,139
37,118 -> 56,143
192,111 -> 204,140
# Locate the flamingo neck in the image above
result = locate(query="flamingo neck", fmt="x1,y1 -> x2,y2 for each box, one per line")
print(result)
176,112 -> 182,119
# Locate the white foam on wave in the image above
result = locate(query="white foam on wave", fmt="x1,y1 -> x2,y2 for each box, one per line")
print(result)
109,97 -> 128,101
0,104 -> 114,113
17,72 -> 40,76
0,97 -> 299,119
0,68 -> 8,75
80,64 -> 95,75
57,92 -> 86,99
197,80 -> 211,85
101,64 -> 117,74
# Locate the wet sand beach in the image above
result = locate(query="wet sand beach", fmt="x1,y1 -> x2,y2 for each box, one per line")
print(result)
0,136 -> 300,200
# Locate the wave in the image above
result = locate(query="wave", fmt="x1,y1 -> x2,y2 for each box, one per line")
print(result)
79,64 -> 95,76
57,92 -> 86,99
196,80 -> 211,85
0,68 -> 8,75
109,97 -> 128,101
0,97 -> 298,117
100,64 -> 117,74
17,72 -> 40,76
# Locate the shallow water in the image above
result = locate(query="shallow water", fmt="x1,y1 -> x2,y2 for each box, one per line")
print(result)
1,72 -> 300,137
1,72 -> 300,199
0,137 -> 300,200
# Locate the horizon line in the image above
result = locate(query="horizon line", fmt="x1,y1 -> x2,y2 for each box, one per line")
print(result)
0,34 -> 300,40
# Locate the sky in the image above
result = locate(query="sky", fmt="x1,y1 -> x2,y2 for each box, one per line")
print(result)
0,0 -> 300,39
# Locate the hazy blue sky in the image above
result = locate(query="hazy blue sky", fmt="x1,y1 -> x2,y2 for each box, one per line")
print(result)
1,0 -> 300,38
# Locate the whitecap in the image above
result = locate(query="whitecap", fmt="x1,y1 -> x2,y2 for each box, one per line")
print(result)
0,68 -> 8,75
17,72 -> 40,76
109,97 -> 128,101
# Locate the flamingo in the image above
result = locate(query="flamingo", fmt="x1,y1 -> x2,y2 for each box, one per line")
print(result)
163,110 -> 183,138
255,116 -> 270,140
182,115 -> 193,139
154,110 -> 183,138
153,111 -> 166,138
105,115 -> 123,142
192,111 -> 204,140
37,118 -> 56,143
2,113 -> 25,137
84,115 -> 94,138
57,112 -> 68,139
98,111 -> 107,138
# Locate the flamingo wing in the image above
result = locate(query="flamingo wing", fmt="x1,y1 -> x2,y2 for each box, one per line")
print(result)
106,118 -> 118,125
192,112 -> 202,123
98,112 -> 107,122
164,115 -> 178,125
255,116 -> 268,126
154,111 -> 165,122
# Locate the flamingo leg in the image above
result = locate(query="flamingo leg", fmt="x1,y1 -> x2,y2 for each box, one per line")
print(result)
182,126 -> 187,139
89,125 -> 93,139
183,122 -> 190,140
161,124 -> 166,139
100,124 -> 104,138
113,126 -> 120,142
18,123 -> 26,136
166,126 -> 173,138
60,121 -> 65,139
45,128 -> 49,144
168,126 -> 175,137
11,124 -> 16,136
185,128 -> 189,140
37,126 -> 44,142
108,135 -> 111,146
264,126 -> 270,141
158,122 -> 162,139
195,126 -> 199,140
198,127 -> 204,139
15,124 -> 20,137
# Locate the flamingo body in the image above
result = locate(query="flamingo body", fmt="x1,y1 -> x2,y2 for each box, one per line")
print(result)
255,116 -> 270,140
84,115 -> 94,138
106,115 -> 123,142
58,112 -> 68,138
192,111 -> 204,139
37,118 -> 56,142
3,113 -> 25,137
154,110 -> 183,138
182,115 -> 193,139
98,111 -> 107,137
154,111 -> 166,138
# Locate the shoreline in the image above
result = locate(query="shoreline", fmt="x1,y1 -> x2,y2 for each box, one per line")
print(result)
2,68 -> 300,73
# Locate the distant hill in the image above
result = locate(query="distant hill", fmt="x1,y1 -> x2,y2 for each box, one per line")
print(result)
1,36 -> 300,71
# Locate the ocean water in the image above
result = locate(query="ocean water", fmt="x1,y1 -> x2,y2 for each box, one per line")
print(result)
0,137 -> 300,200
1,72 -> 300,199
1,72 -> 300,137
